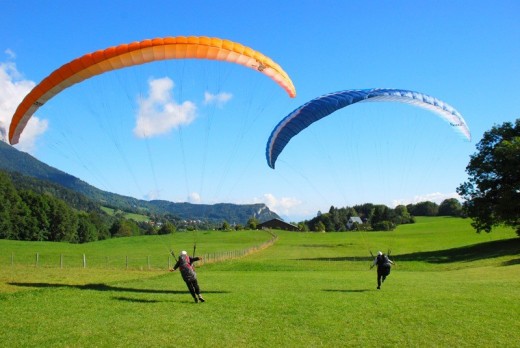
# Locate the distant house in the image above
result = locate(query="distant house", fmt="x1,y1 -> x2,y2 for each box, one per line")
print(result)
257,218 -> 298,231
347,216 -> 363,230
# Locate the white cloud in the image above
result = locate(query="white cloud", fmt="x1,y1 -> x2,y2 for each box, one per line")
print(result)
134,77 -> 197,138
0,122 -> 6,142
256,193 -> 302,216
188,192 -> 201,203
204,91 -> 232,108
16,117 -> 48,152
391,192 -> 462,207
0,58 -> 48,153
5,49 -> 16,59
144,189 -> 161,201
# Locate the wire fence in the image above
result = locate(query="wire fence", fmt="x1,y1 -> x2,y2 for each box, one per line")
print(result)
1,231 -> 278,271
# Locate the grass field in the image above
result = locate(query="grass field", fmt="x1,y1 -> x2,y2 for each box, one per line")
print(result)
100,206 -> 150,222
1,217 -> 519,347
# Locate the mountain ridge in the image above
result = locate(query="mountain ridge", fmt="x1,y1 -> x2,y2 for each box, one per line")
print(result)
0,140 -> 280,223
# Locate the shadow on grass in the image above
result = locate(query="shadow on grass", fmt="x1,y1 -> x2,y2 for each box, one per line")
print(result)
112,296 -> 161,303
322,289 -> 370,293
502,258 -> 520,266
301,243 -> 353,248
294,238 -> 520,265
7,282 -> 229,295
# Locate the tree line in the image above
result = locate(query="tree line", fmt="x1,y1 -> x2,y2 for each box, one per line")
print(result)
2,118 -> 518,240
0,169 -> 266,243
300,119 -> 520,236
0,170 -> 188,243
299,199 -> 463,232
0,168 -> 464,242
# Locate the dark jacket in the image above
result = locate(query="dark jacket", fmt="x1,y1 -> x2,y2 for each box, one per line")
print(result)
173,255 -> 200,281
373,254 -> 393,275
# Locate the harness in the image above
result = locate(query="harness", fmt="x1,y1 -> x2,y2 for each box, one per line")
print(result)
376,255 -> 391,275
179,255 -> 193,270
178,255 -> 196,281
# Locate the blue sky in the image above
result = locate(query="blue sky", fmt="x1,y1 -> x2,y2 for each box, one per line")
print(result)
1,1 -> 519,221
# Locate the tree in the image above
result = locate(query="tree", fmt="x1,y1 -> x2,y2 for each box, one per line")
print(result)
394,205 -> 414,224
372,220 -> 395,231
158,221 -> 176,235
407,201 -> 439,216
438,198 -> 462,217
11,199 -> 34,241
77,213 -> 98,243
353,203 -> 375,221
297,222 -> 309,232
247,217 -> 259,230
370,205 -> 393,226
87,211 -> 112,240
47,198 -> 79,242
314,221 -> 326,232
319,213 -> 335,232
0,172 -> 23,239
457,119 -> 520,236
110,218 -> 139,237
141,221 -> 158,235
19,190 -> 50,241
221,221 -> 230,231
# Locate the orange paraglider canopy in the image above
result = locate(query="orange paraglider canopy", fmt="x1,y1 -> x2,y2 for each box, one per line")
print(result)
9,36 -> 296,144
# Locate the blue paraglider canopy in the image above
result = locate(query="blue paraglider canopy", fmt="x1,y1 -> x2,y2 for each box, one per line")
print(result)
266,88 -> 470,169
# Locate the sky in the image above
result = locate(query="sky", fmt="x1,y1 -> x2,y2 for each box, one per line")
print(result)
1,1 -> 519,222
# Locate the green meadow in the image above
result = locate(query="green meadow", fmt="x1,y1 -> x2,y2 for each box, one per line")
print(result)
1,217 -> 519,347
99,206 -> 150,222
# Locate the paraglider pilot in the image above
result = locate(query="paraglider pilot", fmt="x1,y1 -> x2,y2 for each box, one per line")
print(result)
370,251 -> 394,289
171,250 -> 205,303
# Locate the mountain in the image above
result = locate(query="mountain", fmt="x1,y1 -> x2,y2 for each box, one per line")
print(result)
0,140 -> 141,210
0,140 -> 280,223
147,200 -> 278,224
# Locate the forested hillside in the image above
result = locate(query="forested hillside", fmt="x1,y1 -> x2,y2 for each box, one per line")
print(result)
0,141 -> 280,224
0,141 -> 465,238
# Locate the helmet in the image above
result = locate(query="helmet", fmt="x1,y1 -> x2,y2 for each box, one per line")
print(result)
181,250 -> 187,255
378,251 -> 383,256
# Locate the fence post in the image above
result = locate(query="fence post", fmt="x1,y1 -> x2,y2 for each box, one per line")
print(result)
83,254 -> 86,268
60,254 -> 63,269
11,252 -> 14,266
36,252 -> 39,267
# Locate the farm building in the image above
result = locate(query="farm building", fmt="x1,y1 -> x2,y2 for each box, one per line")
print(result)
258,218 -> 298,231
347,216 -> 363,230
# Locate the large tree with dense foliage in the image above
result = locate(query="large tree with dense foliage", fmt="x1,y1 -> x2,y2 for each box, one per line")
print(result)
110,218 -> 139,237
247,217 -> 259,230
457,119 -> 520,236
158,221 -> 176,235
407,201 -> 439,216
77,212 -> 98,243
438,198 -> 463,217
